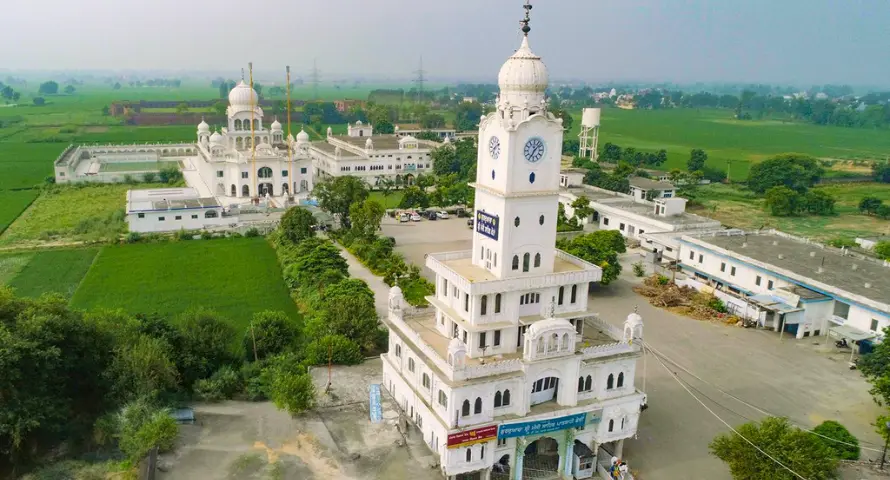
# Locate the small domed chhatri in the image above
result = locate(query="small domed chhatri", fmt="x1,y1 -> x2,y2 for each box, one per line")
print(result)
197,118 -> 210,133
296,128 -> 310,143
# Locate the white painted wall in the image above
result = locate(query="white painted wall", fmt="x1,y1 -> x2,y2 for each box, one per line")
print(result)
126,208 -> 227,233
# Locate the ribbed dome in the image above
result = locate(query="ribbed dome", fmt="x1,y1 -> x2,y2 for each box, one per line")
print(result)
209,131 -> 224,145
296,129 -> 310,143
228,80 -> 259,107
197,119 -> 210,133
270,118 -> 282,131
498,36 -> 548,106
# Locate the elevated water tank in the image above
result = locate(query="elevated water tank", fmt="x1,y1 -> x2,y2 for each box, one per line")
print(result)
581,108 -> 601,127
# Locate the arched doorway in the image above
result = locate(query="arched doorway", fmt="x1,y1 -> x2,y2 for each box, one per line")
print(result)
492,454 -> 511,479
523,437 -> 560,477
259,183 -> 273,197
242,185 -> 250,197
530,376 -> 559,406
405,174 -> 415,186
300,179 -> 308,192
282,183 -> 289,195
230,184 -> 236,197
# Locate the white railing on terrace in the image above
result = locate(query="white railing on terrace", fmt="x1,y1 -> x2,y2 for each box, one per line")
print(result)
389,311 -> 455,379
555,249 -> 601,271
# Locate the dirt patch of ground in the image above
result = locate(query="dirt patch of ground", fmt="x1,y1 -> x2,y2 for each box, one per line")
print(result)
82,126 -> 109,133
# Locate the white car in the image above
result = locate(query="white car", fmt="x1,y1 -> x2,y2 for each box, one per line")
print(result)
436,211 -> 449,219
410,212 -> 423,222
399,213 -> 410,223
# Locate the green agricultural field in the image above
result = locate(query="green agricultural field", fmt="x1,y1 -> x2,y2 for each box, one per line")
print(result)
0,190 -> 39,233
6,248 -> 99,299
687,182 -> 890,241
0,183 -> 171,246
568,108 -> 890,181
0,143 -> 70,188
70,238 -> 300,329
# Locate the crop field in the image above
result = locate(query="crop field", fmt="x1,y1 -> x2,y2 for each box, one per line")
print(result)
687,182 -> 890,241
70,238 -> 300,329
5,248 -> 99,299
568,108 -> 890,181
0,143 -> 70,188
0,183 -> 170,246
0,190 -> 39,233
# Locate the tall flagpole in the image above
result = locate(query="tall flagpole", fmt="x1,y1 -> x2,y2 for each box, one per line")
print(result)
286,66 -> 293,201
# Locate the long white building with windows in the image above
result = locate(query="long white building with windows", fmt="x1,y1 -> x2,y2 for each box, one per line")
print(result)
381,6 -> 647,480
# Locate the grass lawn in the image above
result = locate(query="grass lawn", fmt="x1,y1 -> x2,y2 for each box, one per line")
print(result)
569,108 -> 890,181
70,238 -> 300,330
369,190 -> 405,209
0,190 -> 39,233
687,182 -> 890,241
0,183 -> 171,246
7,248 -> 99,299
100,160 -> 180,172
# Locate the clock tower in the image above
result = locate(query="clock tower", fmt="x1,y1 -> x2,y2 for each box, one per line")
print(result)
471,1 -> 565,280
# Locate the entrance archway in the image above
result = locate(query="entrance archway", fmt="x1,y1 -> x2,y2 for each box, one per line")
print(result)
282,183 -> 289,195
259,183 -> 273,197
230,184 -> 236,197
492,454 -> 511,480
523,437 -> 560,478
242,185 -> 250,197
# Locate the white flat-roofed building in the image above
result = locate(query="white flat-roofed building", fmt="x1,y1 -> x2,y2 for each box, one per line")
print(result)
677,230 -> 890,343
382,10 -> 646,480
126,187 -> 229,233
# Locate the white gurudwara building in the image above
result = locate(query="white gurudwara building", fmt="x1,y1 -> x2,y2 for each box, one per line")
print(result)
381,5 -> 647,480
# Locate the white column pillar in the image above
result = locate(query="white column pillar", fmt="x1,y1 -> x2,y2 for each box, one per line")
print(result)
615,438 -> 624,458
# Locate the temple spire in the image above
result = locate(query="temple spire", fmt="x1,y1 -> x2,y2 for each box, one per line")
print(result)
520,0 -> 532,36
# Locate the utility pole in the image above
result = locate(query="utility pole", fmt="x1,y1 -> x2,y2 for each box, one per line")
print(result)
310,59 -> 321,101
726,159 -> 734,184
413,55 -> 426,104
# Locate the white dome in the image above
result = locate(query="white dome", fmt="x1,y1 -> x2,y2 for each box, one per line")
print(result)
228,80 -> 259,107
355,120 -> 363,126
209,131 -> 224,145
498,36 -> 549,106
197,119 -> 210,133
448,336 -> 465,351
270,118 -> 282,131
296,129 -> 310,143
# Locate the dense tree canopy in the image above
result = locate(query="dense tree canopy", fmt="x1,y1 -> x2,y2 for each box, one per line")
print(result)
279,207 -> 316,245
688,149 -> 708,172
431,138 -> 477,179
556,230 -> 626,285
313,176 -> 369,227
349,199 -> 385,239
746,153 -> 823,194
38,81 -> 59,95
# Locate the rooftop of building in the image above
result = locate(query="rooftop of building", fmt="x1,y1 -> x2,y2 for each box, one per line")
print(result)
331,134 -> 433,151
628,176 -> 675,191
445,252 -> 585,283
562,185 -> 720,228
126,187 -> 220,213
686,231 -> 890,309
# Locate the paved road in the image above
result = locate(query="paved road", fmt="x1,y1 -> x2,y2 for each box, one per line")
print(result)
384,220 -> 884,479
331,238 -> 391,318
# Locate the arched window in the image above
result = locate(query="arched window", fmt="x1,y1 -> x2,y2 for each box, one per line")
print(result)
474,397 -> 482,414
585,375 -> 592,391
253,119 -> 259,130
562,333 -> 569,350
578,377 -> 585,392
242,185 -> 250,197
512,255 -> 519,270
204,210 -> 218,219
462,400 -> 470,417
395,345 -> 401,358
514,216 -> 520,227
558,286 -> 565,305
617,372 -> 624,388
549,333 -> 558,352
481,296 -> 488,315
539,214 -> 545,225
234,119 -> 242,130
494,391 -> 502,408
522,253 -> 530,272
537,337 -> 544,353
571,285 -> 578,303
408,358 -> 415,372
607,373 -> 614,390
495,294 -> 501,313
503,390 -> 510,406
466,448 -> 472,462
534,253 -> 541,268
422,373 -> 430,389
258,166 -> 273,178
608,419 -> 614,432
230,184 -> 236,196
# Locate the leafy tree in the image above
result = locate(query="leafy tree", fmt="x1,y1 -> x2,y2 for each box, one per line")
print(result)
376,176 -> 395,202
113,82 -> 122,90
194,365 -> 243,401
858,196 -> 883,215
310,287 -> 380,351
454,101 -> 483,132
243,311 -> 299,361
175,102 -> 189,114
552,108 -> 574,131
812,420 -> 859,460
764,186 -> 803,216
261,353 -> 315,415
304,334 -> 364,366
278,207 -> 316,245
420,113 -> 446,129
746,153 -> 823,194
109,335 -> 179,402
38,81 -> 59,95
688,149 -> 708,172
875,241 -> 890,261
803,189 -> 836,215
101,105 -> 110,116
399,186 -> 430,209
32,97 -> 45,106
158,166 -> 183,184
879,205 -> 890,220
313,176 -> 369,227
570,196 -> 595,224
556,230 -> 626,285
212,100 -> 227,116
431,138 -> 477,179
177,308 -> 238,389
63,85 -> 76,94
375,119 -> 395,134
600,143 -> 622,162
1,85 -> 14,100
710,417 -> 839,480
349,199 -> 385,238
562,138 -> 580,155
117,399 -> 179,462
282,237 -> 349,290
873,162 -> 890,183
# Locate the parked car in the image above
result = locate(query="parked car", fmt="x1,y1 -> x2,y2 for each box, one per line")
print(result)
410,212 -> 423,222
426,211 -> 438,220
436,211 -> 449,219
399,213 -> 410,223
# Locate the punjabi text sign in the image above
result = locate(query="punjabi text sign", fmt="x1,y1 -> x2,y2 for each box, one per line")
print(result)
476,211 -> 499,240
447,425 -> 498,448
497,413 -> 587,440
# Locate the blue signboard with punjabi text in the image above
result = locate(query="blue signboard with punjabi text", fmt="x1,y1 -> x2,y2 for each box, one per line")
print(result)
475,211 -> 500,241
497,412 -> 587,439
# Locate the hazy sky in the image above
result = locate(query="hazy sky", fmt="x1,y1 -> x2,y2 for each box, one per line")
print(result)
4,0 -> 889,86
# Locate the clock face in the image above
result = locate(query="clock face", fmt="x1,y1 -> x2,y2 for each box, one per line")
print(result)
524,137 -> 546,163
488,136 -> 501,160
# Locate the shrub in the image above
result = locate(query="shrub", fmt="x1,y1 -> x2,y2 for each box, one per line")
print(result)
656,274 -> 670,285
706,296 -> 728,313
812,420 -> 859,460
241,361 -> 267,401
827,236 -> 857,248
194,365 -> 243,401
632,261 -> 646,277
142,172 -> 157,183
304,335 -> 364,366
245,227 -> 260,238
261,353 -> 315,415
200,230 -> 213,240
243,311 -> 299,361
174,228 -> 194,241
125,231 -> 142,244
117,399 -> 179,461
